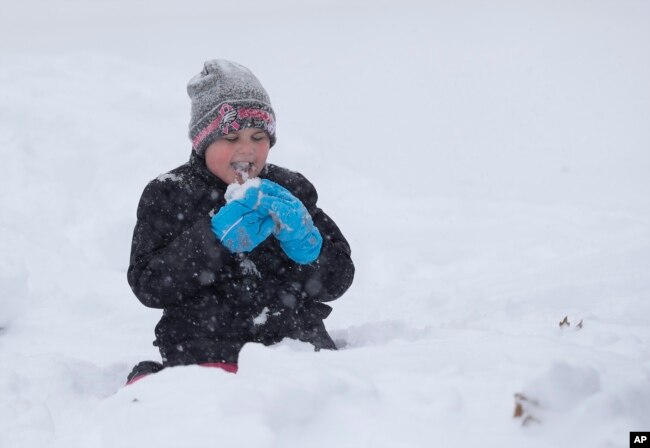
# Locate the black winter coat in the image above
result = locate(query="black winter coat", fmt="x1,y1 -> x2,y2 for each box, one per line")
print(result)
127,153 -> 354,364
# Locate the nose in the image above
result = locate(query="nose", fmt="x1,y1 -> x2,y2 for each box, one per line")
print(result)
235,137 -> 256,156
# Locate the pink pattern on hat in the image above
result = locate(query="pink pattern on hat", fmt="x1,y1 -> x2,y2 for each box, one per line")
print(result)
238,108 -> 276,134
192,104 -> 275,151
219,104 -> 240,134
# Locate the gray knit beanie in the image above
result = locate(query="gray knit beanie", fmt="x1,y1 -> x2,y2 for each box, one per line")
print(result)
187,59 -> 276,156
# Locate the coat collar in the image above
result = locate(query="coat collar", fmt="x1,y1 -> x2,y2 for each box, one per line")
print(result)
188,151 -> 229,190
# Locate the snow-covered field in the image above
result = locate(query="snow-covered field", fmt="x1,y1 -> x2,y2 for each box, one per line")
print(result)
1,1 -> 649,447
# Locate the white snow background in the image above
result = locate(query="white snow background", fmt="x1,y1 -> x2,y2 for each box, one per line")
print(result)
1,1 -> 649,447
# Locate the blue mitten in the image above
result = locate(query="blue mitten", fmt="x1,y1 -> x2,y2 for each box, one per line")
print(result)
210,186 -> 275,253
258,180 -> 323,264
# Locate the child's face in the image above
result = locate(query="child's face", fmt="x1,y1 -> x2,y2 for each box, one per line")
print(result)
204,128 -> 271,184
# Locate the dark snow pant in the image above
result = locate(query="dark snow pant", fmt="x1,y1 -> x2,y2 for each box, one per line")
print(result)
126,317 -> 336,384
154,303 -> 336,367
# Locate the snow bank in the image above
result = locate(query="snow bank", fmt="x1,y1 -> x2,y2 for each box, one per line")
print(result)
0,243 -> 28,330
516,362 -> 650,446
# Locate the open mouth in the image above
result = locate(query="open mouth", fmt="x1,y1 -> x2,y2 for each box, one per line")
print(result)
231,162 -> 256,182
231,161 -> 255,172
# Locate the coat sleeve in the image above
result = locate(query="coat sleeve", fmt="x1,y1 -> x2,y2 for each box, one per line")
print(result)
127,180 -> 227,309
281,173 -> 355,303
303,206 -> 355,302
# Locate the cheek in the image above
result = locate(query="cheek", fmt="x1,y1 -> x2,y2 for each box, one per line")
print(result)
217,152 -> 232,167
256,145 -> 271,162
207,145 -> 229,164
205,155 -> 220,173
205,145 -> 236,180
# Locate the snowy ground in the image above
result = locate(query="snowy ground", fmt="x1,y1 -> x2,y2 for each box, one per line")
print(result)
1,1 -> 649,447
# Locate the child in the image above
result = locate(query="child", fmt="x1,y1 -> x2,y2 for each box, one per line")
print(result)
126,60 -> 355,384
